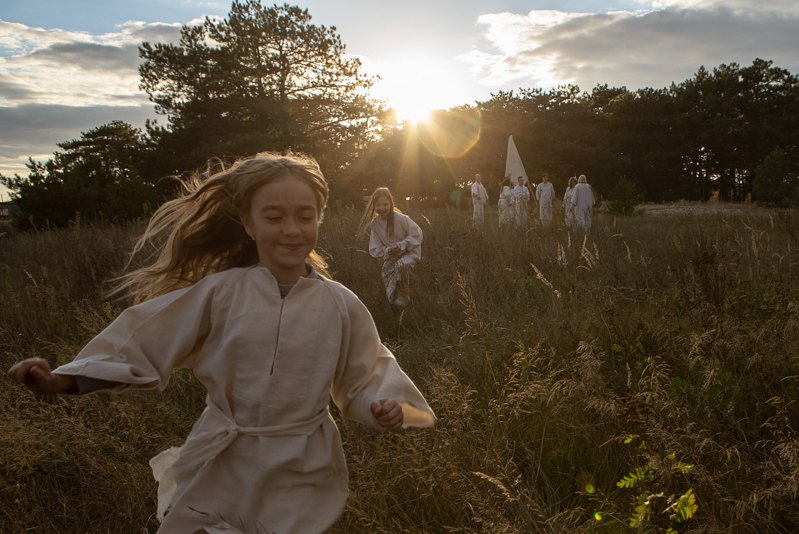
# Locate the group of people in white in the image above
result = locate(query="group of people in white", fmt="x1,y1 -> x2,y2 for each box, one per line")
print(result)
494,175 -> 533,228
356,172 -> 596,313
471,172 -> 595,233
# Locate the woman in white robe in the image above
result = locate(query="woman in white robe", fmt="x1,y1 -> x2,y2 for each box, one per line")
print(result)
358,188 -> 423,309
535,173 -> 556,225
470,173 -> 489,229
9,153 -> 436,534
511,176 -> 531,228
497,177 -> 514,228
571,174 -> 595,234
563,176 -> 577,229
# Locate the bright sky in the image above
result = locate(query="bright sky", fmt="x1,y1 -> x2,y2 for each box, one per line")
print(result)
1,0 -> 799,197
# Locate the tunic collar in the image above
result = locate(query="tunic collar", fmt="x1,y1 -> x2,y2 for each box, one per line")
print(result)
251,264 -> 323,297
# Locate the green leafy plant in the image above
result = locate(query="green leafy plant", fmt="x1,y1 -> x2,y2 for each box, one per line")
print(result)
616,435 -> 698,532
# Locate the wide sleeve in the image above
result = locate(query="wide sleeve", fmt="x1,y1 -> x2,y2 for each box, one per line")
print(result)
368,223 -> 386,259
397,215 -> 423,253
51,275 -> 220,394
331,289 -> 436,430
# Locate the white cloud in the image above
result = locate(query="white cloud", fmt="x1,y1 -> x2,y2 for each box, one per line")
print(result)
104,21 -> 184,47
0,20 -> 180,178
462,6 -> 799,92
0,20 -> 182,107
0,20 -> 93,52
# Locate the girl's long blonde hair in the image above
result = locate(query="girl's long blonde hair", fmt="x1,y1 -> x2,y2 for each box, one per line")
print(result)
112,152 -> 330,302
357,187 -> 402,238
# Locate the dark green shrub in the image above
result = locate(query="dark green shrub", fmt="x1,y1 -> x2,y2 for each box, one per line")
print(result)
607,177 -> 642,215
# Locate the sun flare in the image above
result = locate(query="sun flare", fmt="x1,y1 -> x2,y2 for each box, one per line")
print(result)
393,101 -> 432,124
367,57 -> 468,125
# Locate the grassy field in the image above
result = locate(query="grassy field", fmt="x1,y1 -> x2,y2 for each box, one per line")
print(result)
1,205 -> 798,533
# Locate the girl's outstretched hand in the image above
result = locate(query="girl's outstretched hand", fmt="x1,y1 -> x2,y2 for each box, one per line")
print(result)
370,399 -> 404,431
7,358 -> 77,395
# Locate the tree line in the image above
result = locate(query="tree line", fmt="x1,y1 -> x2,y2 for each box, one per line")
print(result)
3,1 -> 798,229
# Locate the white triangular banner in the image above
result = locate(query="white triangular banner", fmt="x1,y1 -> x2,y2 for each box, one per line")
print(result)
505,135 -> 529,185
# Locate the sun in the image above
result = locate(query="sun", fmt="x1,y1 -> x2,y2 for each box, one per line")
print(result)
391,97 -> 433,124
367,56 -> 467,125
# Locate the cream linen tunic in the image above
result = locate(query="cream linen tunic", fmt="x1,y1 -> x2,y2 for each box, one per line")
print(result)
470,182 -> 489,228
535,182 -> 555,222
368,212 -> 423,304
497,186 -> 514,227
52,266 -> 436,534
511,184 -> 530,227
571,182 -> 595,233
368,212 -> 422,263
563,185 -> 576,228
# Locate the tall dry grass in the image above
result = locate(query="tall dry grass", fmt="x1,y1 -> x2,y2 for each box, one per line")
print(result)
1,207 -> 798,533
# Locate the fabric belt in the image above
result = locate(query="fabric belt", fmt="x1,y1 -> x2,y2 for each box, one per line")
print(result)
151,397 -> 330,520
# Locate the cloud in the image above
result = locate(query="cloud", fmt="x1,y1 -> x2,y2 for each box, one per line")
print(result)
462,5 -> 799,92
27,42 -> 142,71
0,20 -> 179,179
0,20 -> 185,106
108,21 -> 184,46
0,103 -> 157,178
0,78 -> 37,102
0,20 -> 92,52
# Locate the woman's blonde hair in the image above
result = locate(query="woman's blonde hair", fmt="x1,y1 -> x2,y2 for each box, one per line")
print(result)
357,187 -> 401,238
112,152 -> 330,302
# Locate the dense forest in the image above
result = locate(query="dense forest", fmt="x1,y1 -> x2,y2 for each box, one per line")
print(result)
2,0 -> 799,228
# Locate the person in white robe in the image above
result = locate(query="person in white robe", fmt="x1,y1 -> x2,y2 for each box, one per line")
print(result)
511,175 -> 531,228
359,187 -> 423,309
470,173 -> 489,229
497,177 -> 514,228
571,174 -> 596,234
535,173 -> 556,225
8,153 -> 436,534
563,176 -> 577,229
